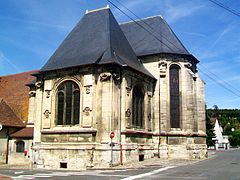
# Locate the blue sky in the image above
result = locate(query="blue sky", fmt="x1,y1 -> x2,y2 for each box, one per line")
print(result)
0,0 -> 240,109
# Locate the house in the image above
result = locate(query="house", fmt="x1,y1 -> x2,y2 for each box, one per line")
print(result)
28,6 -> 207,170
213,119 -> 229,149
0,98 -> 25,164
0,71 -> 36,164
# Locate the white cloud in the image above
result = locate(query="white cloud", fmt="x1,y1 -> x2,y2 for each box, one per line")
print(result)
0,51 -> 21,72
179,31 -> 208,38
164,1 -> 205,23
0,15 -> 69,31
210,23 -> 235,49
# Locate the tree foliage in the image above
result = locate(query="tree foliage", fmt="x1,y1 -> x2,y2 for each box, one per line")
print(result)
206,111 -> 215,147
207,106 -> 240,147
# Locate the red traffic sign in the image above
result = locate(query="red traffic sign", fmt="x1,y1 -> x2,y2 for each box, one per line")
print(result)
110,132 -> 115,139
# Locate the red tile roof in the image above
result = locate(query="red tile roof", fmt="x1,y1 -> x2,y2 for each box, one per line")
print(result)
11,127 -> 33,138
0,98 -> 25,127
0,70 -> 38,121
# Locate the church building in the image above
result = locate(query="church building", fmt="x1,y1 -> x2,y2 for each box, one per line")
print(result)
28,7 -> 207,170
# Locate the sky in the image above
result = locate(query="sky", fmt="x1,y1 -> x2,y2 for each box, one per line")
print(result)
0,0 -> 240,109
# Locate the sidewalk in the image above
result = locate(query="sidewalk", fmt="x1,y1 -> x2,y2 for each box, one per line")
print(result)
91,150 -> 217,170
0,151 -> 217,171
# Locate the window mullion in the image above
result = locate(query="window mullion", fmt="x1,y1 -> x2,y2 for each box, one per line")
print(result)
63,84 -> 66,125
71,85 -> 74,125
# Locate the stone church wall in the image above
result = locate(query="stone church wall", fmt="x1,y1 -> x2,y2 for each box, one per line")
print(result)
142,54 -> 207,160
30,66 -> 156,169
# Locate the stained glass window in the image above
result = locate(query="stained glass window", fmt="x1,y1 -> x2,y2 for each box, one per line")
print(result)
57,81 -> 80,125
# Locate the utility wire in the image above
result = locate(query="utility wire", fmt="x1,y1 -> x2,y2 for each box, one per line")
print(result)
199,63 -> 240,95
113,0 -> 154,30
108,0 -> 240,99
106,0 -> 176,52
208,0 -> 240,17
198,68 -> 240,98
112,0 -> 184,53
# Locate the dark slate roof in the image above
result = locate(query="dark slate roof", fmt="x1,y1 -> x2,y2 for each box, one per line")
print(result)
0,98 -> 25,127
120,16 -> 189,56
41,7 -> 154,79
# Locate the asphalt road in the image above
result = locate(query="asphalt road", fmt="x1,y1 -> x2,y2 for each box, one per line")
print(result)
0,149 -> 239,180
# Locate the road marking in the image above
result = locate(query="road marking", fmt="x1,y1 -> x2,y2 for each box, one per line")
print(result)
121,166 -> 175,180
11,170 -> 126,179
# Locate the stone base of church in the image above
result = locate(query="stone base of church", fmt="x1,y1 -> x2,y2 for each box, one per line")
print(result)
32,143 -> 155,170
157,136 -> 208,160
32,137 -> 207,170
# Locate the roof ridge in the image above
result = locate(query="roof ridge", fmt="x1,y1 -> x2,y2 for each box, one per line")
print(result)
120,14 -> 190,56
85,5 -> 110,14
0,69 -> 39,78
120,15 -> 164,25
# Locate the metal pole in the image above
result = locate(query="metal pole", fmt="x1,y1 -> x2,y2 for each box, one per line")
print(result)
110,137 -> 113,167
6,128 -> 9,164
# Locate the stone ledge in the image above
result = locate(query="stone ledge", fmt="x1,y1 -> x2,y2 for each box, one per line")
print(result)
153,133 -> 206,137
121,130 -> 153,136
41,128 -> 97,135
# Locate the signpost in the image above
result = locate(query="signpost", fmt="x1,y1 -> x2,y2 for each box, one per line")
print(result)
110,132 -> 115,167
110,131 -> 115,139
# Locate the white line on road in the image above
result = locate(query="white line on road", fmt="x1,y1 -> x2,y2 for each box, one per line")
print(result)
121,166 -> 175,180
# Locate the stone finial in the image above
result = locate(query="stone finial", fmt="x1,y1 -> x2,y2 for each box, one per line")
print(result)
112,73 -> 120,82
29,91 -> 36,97
100,73 -> 111,82
184,62 -> 192,69
35,81 -> 43,88
159,61 -> 167,78
85,85 -> 91,94
45,90 -> 51,98
43,110 -> 51,118
125,108 -> 131,117
83,107 -> 92,116
126,87 -> 131,96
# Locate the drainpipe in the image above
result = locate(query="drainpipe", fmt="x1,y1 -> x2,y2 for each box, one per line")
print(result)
157,82 -> 161,158
119,69 -> 123,165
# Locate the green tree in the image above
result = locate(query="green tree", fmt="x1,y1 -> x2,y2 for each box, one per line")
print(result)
206,110 -> 215,147
229,129 -> 240,147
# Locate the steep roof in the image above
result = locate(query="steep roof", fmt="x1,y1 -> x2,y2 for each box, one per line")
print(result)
11,127 -> 33,138
0,70 -> 37,121
0,98 -> 25,127
41,7 -> 154,78
120,16 -> 189,56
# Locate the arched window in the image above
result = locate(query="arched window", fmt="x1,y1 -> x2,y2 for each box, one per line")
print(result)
16,140 -> 25,153
170,64 -> 180,128
56,81 -> 80,125
132,85 -> 144,128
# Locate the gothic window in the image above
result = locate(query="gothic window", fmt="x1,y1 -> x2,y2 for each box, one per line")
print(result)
132,85 -> 144,128
16,140 -> 24,153
170,64 -> 181,128
56,81 -> 80,125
